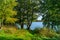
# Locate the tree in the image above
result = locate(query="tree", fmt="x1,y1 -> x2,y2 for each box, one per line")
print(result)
40,0 -> 60,29
15,0 -> 40,29
0,0 -> 17,28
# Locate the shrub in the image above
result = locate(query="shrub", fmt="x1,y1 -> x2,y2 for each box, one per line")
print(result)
33,27 -> 57,38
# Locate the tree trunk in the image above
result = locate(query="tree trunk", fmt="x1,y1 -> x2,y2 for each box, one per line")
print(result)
0,22 -> 1,29
27,25 -> 30,30
47,22 -> 50,28
27,23 -> 31,30
51,24 -> 54,29
0,23 -> 1,29
21,22 -> 24,29
51,22 -> 54,29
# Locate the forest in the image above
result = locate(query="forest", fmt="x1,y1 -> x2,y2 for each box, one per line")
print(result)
0,0 -> 60,40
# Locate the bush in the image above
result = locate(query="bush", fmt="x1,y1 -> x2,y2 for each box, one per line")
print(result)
0,29 -> 34,40
33,27 -> 57,38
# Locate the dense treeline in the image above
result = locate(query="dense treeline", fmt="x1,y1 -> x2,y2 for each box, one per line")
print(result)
0,0 -> 60,40
41,0 -> 60,30
0,0 -> 60,30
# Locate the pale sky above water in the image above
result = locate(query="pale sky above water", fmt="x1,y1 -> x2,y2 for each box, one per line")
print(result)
37,16 -> 42,20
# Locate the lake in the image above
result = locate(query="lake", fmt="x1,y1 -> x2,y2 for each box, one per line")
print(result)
16,22 -> 43,30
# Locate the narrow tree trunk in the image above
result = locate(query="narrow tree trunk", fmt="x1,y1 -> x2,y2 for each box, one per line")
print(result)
0,22 -> 1,29
27,7 -> 33,30
27,22 -> 31,30
27,25 -> 30,30
51,24 -> 54,29
0,23 -> 1,29
21,22 -> 24,29
47,22 -> 50,28
0,18 -> 4,29
51,22 -> 55,29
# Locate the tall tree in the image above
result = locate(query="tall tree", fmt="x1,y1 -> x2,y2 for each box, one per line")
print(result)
0,0 -> 17,28
40,0 -> 60,29
15,0 -> 40,29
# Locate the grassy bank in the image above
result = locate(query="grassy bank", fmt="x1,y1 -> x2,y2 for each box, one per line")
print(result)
0,26 -> 60,40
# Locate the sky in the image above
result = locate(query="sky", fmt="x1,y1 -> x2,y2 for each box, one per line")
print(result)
37,16 -> 42,20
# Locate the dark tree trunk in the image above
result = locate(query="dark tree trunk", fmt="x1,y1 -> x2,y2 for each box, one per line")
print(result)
0,23 -> 1,29
27,22 -> 31,30
27,6 -> 33,30
0,27 -> 1,29
47,22 -> 50,28
21,22 -> 24,29
27,25 -> 30,30
51,24 -> 54,29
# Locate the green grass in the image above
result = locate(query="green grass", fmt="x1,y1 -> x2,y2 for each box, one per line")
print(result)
0,29 -> 33,40
0,27 -> 60,40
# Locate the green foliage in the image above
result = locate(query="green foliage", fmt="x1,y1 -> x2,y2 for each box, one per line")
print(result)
31,27 -> 60,40
15,0 -> 40,29
0,28 -> 60,40
0,0 -> 60,40
33,27 -> 58,38
0,0 -> 17,24
41,0 -> 60,29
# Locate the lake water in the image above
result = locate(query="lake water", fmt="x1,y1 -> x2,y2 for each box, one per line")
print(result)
16,22 -> 43,30
30,22 -> 43,30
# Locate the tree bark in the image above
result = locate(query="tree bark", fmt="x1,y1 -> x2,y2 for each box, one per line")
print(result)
51,22 -> 55,29
21,22 -> 24,29
27,22 -> 31,30
47,22 -> 50,28
0,23 -> 1,29
27,25 -> 30,30
51,24 -> 54,29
